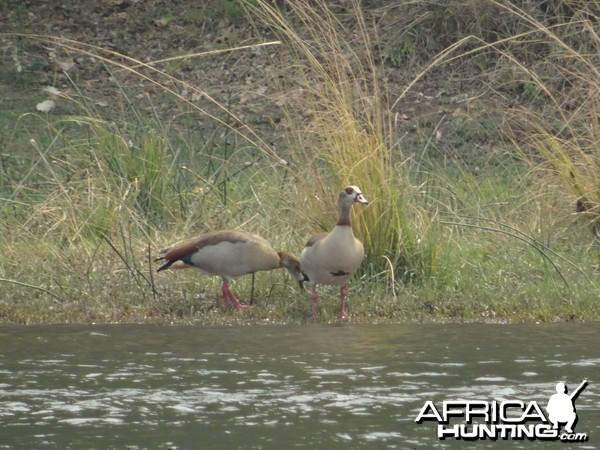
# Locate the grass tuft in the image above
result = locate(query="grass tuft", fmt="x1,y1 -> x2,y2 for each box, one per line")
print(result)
245,0 -> 445,289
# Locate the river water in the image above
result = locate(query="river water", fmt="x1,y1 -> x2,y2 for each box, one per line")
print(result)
0,323 -> 598,449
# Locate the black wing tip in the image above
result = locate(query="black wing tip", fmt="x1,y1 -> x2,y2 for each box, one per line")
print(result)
156,259 -> 175,272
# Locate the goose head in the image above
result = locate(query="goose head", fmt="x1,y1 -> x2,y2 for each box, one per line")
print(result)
278,252 -> 310,290
337,185 -> 368,225
340,185 -> 369,206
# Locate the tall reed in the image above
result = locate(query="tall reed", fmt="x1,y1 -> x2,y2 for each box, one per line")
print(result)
245,0 -> 444,285
495,1 -> 600,237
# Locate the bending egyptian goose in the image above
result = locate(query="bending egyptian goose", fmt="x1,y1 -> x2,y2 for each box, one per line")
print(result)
300,185 -> 369,319
156,230 -> 307,311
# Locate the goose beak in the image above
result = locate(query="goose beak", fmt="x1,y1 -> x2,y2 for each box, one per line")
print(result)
356,193 -> 369,204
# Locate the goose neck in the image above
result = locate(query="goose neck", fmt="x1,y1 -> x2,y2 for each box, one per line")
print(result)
336,202 -> 352,226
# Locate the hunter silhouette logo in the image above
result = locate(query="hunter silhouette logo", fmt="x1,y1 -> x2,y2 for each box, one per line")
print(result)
416,379 -> 589,442
546,379 -> 588,434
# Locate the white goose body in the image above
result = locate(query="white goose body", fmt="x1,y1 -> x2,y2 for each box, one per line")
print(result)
157,230 -> 306,311
300,185 -> 369,319
184,233 -> 280,278
301,226 -> 364,286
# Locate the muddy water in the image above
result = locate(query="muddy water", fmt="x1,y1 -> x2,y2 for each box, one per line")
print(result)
0,323 -> 598,449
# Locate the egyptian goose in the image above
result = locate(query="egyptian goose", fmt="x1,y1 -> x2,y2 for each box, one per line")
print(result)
300,185 -> 369,319
156,230 -> 307,311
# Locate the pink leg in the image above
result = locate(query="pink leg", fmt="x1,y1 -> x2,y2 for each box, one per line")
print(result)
338,285 -> 348,320
311,287 -> 318,319
221,281 -> 248,311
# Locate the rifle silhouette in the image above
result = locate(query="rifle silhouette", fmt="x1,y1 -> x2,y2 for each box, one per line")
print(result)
570,379 -> 588,401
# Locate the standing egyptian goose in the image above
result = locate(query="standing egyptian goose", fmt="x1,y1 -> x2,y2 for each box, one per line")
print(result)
156,230 -> 307,311
300,185 -> 369,319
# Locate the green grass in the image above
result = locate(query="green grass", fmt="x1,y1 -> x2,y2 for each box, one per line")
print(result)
0,0 -> 598,324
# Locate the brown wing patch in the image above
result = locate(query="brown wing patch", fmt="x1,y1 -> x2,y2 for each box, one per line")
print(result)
304,232 -> 328,248
330,270 -> 350,277
162,230 -> 251,261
